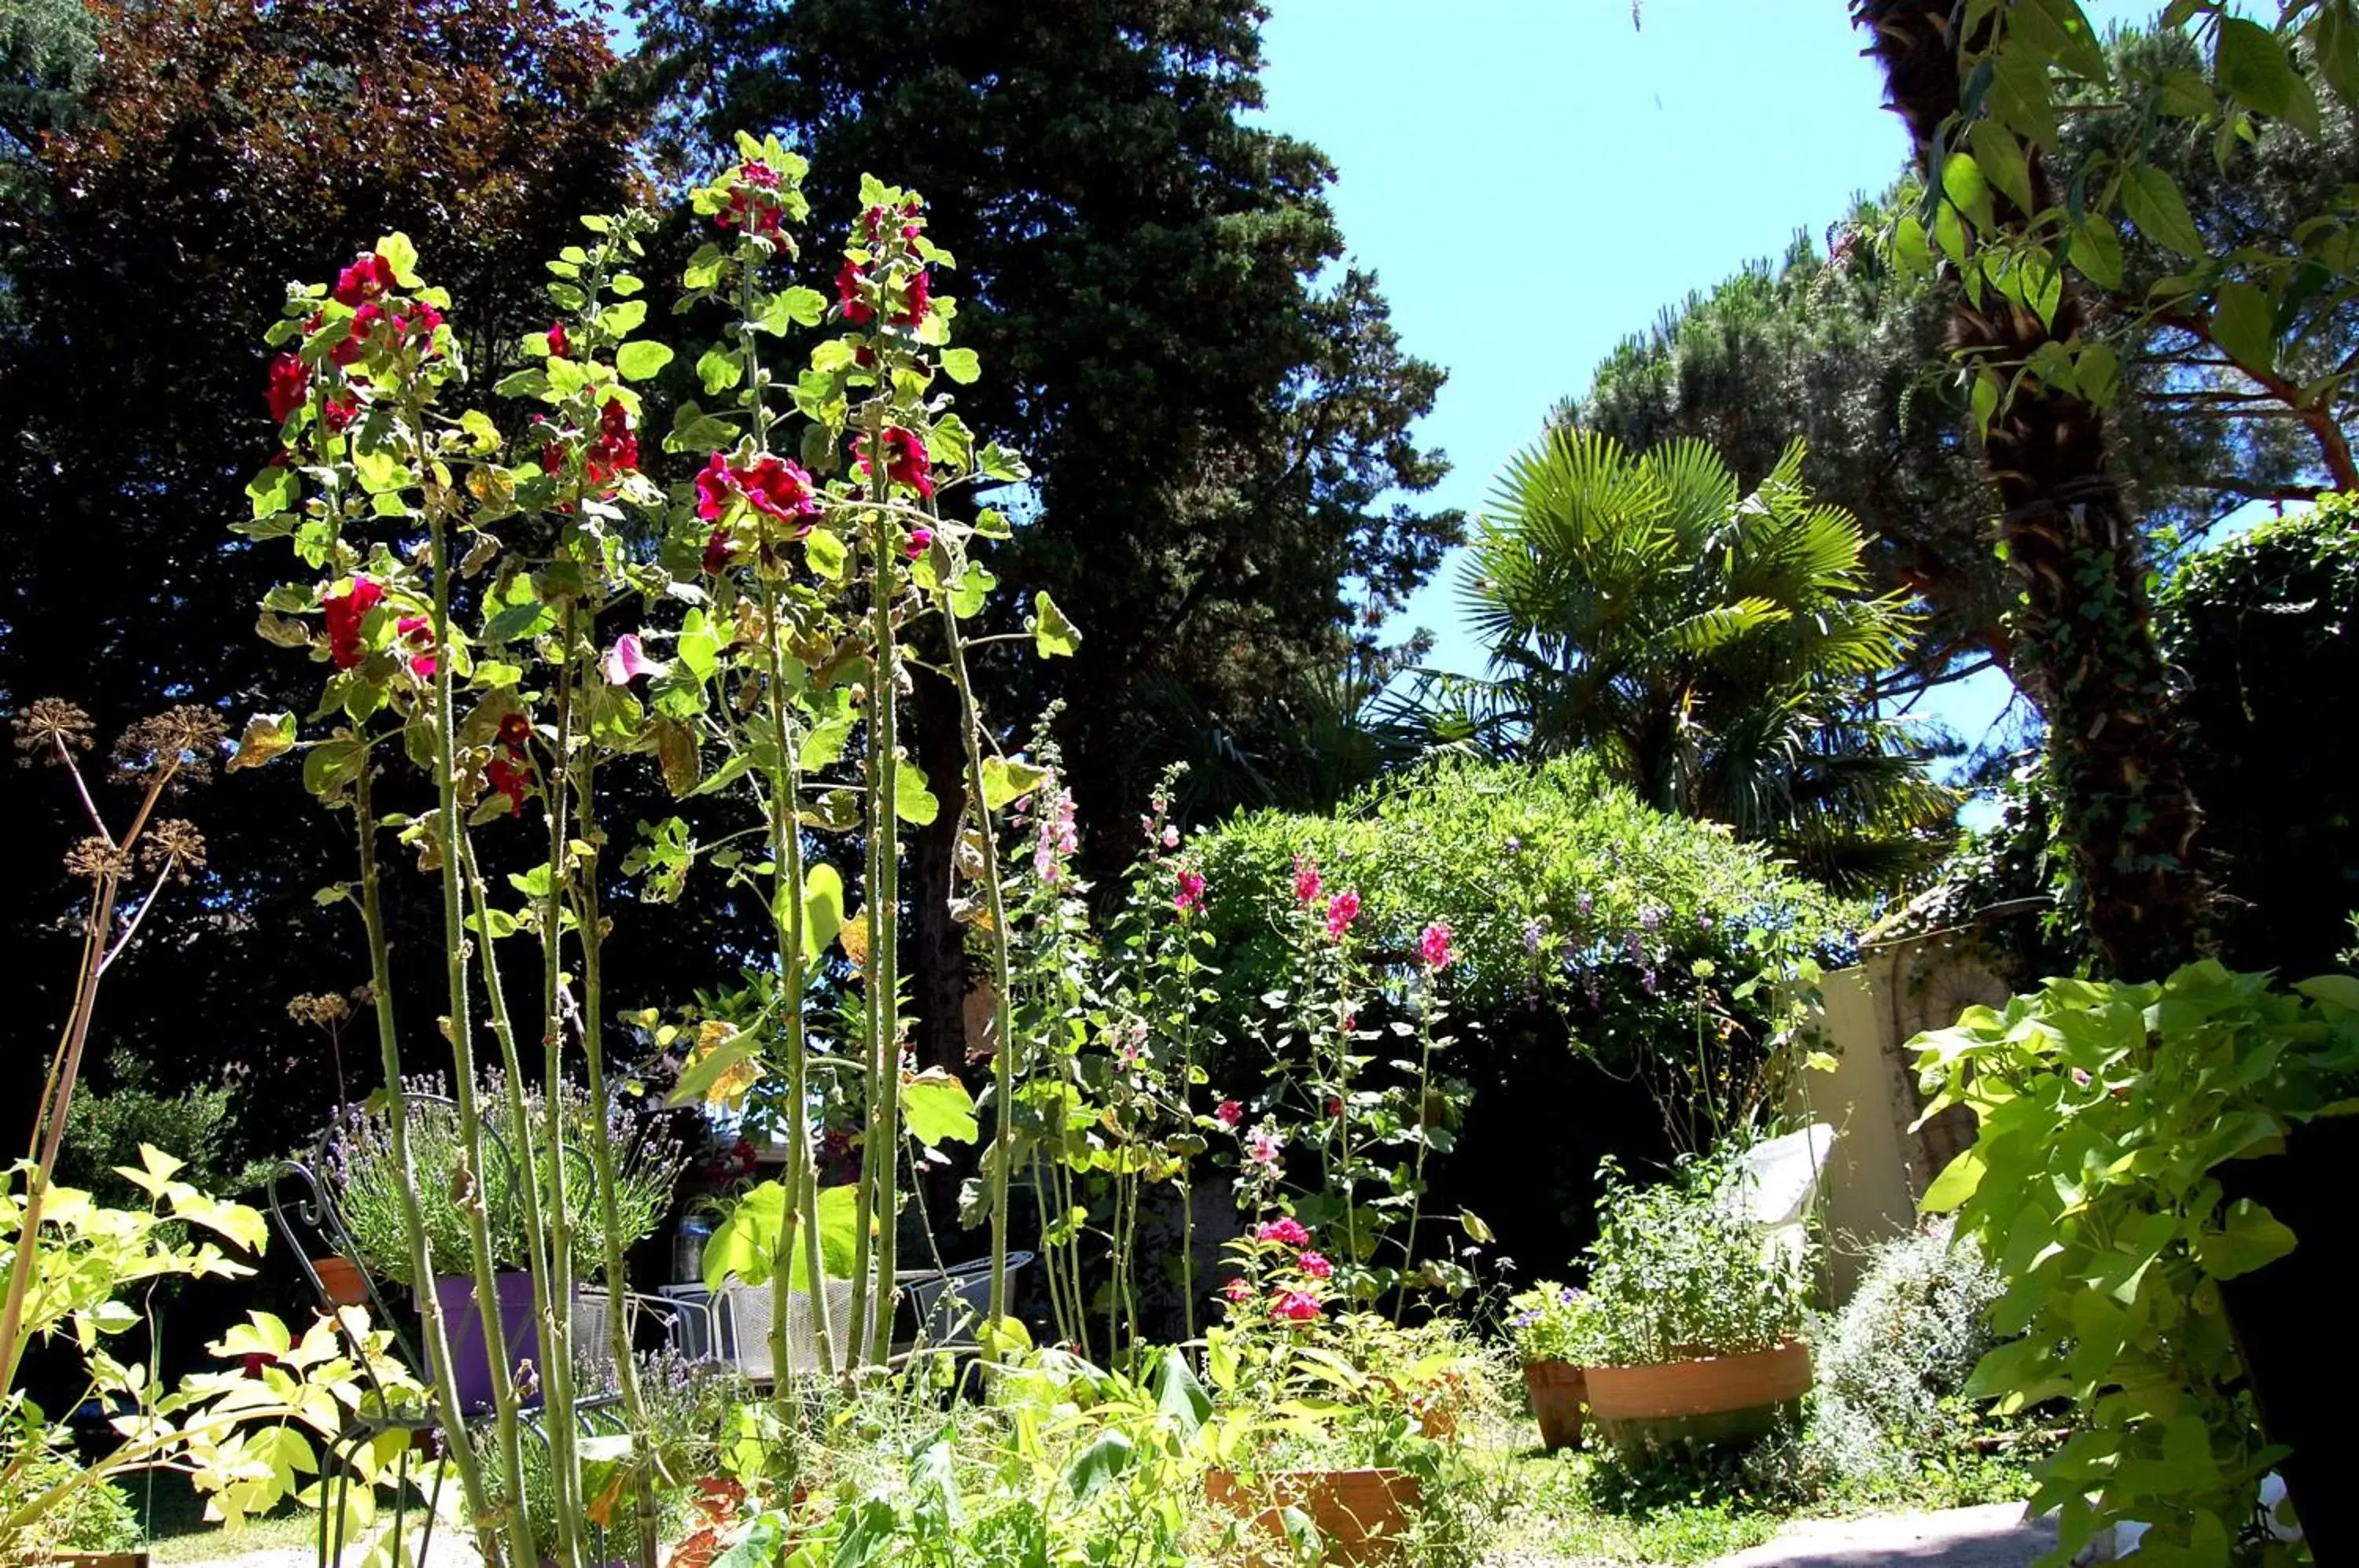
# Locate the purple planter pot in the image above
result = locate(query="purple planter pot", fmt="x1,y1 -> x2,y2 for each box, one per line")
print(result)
428,1271 -> 543,1413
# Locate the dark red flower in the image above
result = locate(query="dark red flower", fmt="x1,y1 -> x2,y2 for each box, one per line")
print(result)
697,451 -> 816,532
694,452 -> 734,522
852,425 -> 933,500
486,755 -> 531,815
741,159 -> 779,190
332,252 -> 395,307
702,526 -> 734,576
396,615 -> 436,679
893,268 -> 930,327
583,399 -> 639,486
547,322 -> 570,358
266,354 -> 310,422
904,525 -> 933,561
399,302 -> 444,344
496,712 -> 533,750
322,578 -> 385,670
836,260 -> 874,324
331,303 -> 381,366
322,392 -> 361,433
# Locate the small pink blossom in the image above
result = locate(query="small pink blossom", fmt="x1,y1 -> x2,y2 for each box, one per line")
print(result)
1325,889 -> 1361,939
396,615 -> 436,679
1292,852 -> 1323,907
1297,1250 -> 1333,1279
1418,920 -> 1455,972
1271,1290 -> 1323,1323
1215,1099 -> 1243,1129
1256,1216 -> 1311,1249
601,632 -> 667,686
1175,867 -> 1205,915
1245,1128 -> 1283,1167
1221,1277 -> 1253,1305
905,525 -> 933,560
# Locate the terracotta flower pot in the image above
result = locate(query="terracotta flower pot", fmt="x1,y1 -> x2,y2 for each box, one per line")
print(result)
1582,1339 -> 1810,1451
311,1253 -> 370,1309
1205,1466 -> 1421,1566
46,1555 -> 150,1568
1521,1358 -> 1587,1452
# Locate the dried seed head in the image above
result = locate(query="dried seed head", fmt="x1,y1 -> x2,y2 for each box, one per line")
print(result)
140,818 -> 208,879
13,698 -> 95,765
64,836 -> 132,880
288,992 -> 355,1029
112,706 -> 226,791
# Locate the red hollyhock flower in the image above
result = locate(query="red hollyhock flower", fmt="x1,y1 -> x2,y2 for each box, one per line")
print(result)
332,252 -> 395,307
835,260 -> 874,323
904,525 -> 933,561
331,303 -> 381,366
322,578 -> 385,669
584,399 -> 639,486
266,354 -> 310,422
1255,1216 -> 1312,1249
698,451 -> 818,532
1291,853 -> 1323,907
399,302 -> 444,345
1271,1290 -> 1323,1323
1174,867 -> 1205,915
892,268 -> 931,326
1216,1099 -> 1244,1129
547,322 -> 570,358
694,452 -> 735,522
1297,1250 -> 1334,1280
396,615 -> 436,679
741,158 -> 779,189
852,426 -> 933,500
1325,889 -> 1362,939
1220,1277 -> 1254,1305
702,527 -> 734,576
496,712 -> 533,751
322,393 -> 361,433
485,755 -> 531,815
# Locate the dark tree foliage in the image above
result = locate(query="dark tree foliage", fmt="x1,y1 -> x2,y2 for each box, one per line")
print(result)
1570,24 -> 2340,713
0,0 -> 646,1147
627,0 -> 1463,832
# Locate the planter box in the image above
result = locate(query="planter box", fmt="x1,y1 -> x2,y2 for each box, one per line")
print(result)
44,1555 -> 150,1568
1583,1339 -> 1810,1452
1205,1467 -> 1419,1566
1521,1358 -> 1586,1452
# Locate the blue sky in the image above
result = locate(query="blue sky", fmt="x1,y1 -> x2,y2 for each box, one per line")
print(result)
1253,0 -> 2154,761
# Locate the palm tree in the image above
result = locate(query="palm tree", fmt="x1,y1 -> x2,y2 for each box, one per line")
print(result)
1449,429 -> 1957,893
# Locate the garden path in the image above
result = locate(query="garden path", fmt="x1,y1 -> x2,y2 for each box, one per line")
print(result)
1700,1502 -> 2059,1566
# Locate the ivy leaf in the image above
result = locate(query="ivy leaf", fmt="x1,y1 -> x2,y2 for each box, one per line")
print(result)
227,712 -> 296,773
902,1068 -> 979,1147
616,341 -> 675,382
939,347 -> 982,385
1029,592 -> 1081,657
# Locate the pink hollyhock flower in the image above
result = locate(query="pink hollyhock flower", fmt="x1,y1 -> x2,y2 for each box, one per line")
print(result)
396,615 -> 436,679
905,525 -> 933,560
1297,1251 -> 1333,1280
1256,1216 -> 1310,1249
546,322 -> 570,358
1419,920 -> 1455,972
1292,852 -> 1322,907
836,259 -> 874,323
485,755 -> 532,816
893,268 -> 930,326
1161,824 -> 1180,849
602,632 -> 667,686
333,252 -> 395,307
322,578 -> 385,670
265,354 -> 309,422
1245,1128 -> 1283,1167
1325,889 -> 1361,939
695,452 -> 735,522
741,159 -> 779,190
1271,1290 -> 1322,1323
1215,1099 -> 1243,1130
1221,1277 -> 1253,1305
1175,867 -> 1205,915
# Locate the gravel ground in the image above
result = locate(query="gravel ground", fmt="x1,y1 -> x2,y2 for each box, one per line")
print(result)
1701,1503 -> 2058,1567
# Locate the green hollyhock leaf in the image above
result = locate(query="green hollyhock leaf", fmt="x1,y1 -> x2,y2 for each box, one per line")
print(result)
902,1068 -> 978,1147
697,348 -> 742,396
939,347 -> 981,385
247,466 -> 300,519
981,756 -> 1050,812
894,760 -> 940,826
803,862 -> 845,966
1029,592 -> 1080,657
227,712 -> 297,772
460,410 -> 502,455
616,341 -> 675,382
374,232 -> 421,288
767,286 -> 827,330
683,243 -> 726,291
602,299 -> 649,337
804,528 -> 848,583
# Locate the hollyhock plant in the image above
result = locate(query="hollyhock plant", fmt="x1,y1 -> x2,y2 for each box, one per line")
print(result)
1271,1290 -> 1323,1323
322,579 -> 385,670
835,260 -> 874,324
1216,1099 -> 1244,1130
1174,867 -> 1205,916
893,268 -> 931,326
396,616 -> 436,679
1292,852 -> 1323,907
1324,889 -> 1361,940
332,252 -> 394,307
905,525 -> 933,561
1419,920 -> 1455,972
266,354 -> 309,423
1255,1216 -> 1311,1249
852,425 -> 933,500
546,322 -> 570,359
1246,1128 -> 1284,1168
600,633 -> 665,686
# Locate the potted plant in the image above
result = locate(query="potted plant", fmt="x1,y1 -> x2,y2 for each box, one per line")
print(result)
1567,1152 -> 1811,1452
326,1071 -> 685,1408
1504,1282 -> 1589,1452
1197,1218 -> 1481,1564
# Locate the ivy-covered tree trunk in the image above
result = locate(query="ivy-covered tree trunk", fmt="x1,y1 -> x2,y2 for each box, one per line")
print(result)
1854,0 -> 2207,980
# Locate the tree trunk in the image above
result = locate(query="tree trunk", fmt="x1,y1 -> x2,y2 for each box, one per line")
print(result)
1853,0 -> 2208,981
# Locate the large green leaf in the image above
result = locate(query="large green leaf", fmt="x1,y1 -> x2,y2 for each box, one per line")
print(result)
902,1068 -> 979,1147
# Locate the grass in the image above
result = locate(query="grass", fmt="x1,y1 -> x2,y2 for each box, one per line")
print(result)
120,1469 -> 320,1566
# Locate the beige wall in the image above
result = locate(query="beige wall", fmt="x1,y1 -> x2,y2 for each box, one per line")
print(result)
1793,943 -> 2014,1302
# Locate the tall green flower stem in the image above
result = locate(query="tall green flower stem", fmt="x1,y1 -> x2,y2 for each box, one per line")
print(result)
856,408 -> 905,1367
351,757 -> 509,1567
930,532 -> 1021,1350
734,248 -> 831,1386
1392,989 -> 1443,1324
422,469 -> 539,1568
